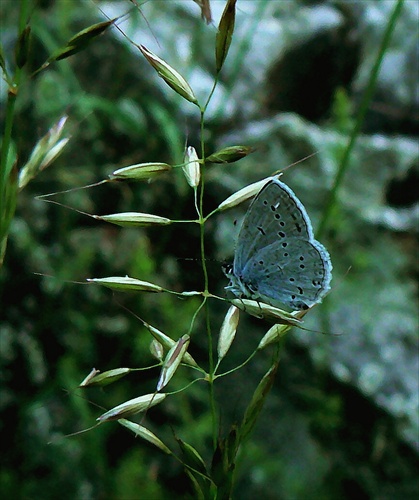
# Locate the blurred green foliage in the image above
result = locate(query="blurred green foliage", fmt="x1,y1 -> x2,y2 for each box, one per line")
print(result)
1,0 -> 418,499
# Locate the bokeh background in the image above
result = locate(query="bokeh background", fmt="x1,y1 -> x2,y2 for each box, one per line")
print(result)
1,0 -> 418,498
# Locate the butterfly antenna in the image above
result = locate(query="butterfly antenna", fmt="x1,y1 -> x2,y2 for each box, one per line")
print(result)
274,150 -> 321,176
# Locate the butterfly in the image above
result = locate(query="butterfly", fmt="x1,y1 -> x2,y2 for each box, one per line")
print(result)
223,178 -> 332,311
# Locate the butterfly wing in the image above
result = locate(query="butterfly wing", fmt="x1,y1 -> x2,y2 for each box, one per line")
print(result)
234,179 -> 312,275
240,238 -> 332,309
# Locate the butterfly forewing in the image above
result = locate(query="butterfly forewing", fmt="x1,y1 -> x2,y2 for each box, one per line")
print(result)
234,180 -> 312,273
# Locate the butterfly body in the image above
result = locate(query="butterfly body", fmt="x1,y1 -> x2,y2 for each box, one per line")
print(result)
224,179 -> 332,311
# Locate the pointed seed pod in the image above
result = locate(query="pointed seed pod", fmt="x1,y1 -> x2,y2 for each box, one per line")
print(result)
241,364 -> 277,441
79,368 -> 100,387
97,393 -> 166,422
49,19 -> 117,62
217,177 -> 274,211
94,212 -> 171,227
18,116 -> 69,189
143,323 -> 198,368
40,138 -> 70,170
79,368 -> 132,387
175,437 -> 208,475
206,145 -> 254,164
215,0 -> 237,72
257,324 -> 290,350
231,299 -> 303,326
88,276 -> 164,293
217,306 -> 240,360
140,45 -> 198,105
157,335 -> 190,391
67,19 -> 117,48
183,146 -> 201,188
150,340 -> 164,361
119,419 -> 172,454
110,162 -> 172,181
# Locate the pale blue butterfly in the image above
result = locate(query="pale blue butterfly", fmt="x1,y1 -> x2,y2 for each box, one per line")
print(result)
223,178 -> 332,311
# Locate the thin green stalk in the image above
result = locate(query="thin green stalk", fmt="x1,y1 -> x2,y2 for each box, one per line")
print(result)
198,105 -> 217,449
0,0 -> 30,261
199,109 -> 210,293
197,75 -> 218,293
206,301 -> 217,449
198,73 -> 223,449
203,77 -> 219,114
316,0 -> 405,238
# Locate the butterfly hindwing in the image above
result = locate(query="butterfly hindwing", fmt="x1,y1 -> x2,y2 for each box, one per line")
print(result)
240,238 -> 332,309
